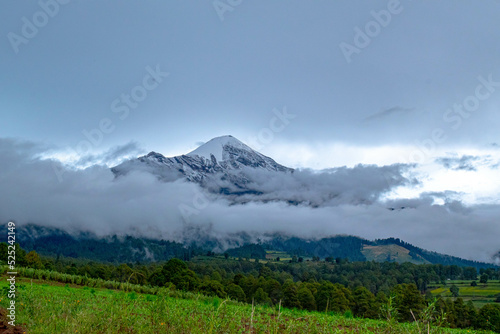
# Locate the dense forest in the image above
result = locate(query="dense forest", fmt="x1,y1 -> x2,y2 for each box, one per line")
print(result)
8,224 -> 496,269
1,242 -> 500,332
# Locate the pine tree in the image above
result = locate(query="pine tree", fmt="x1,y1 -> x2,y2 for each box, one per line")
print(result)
283,281 -> 301,309
298,285 -> 316,311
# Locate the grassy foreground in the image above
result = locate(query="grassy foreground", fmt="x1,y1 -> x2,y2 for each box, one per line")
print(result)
0,278 -> 495,334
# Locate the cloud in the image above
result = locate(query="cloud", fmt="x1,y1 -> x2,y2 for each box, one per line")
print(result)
435,154 -> 500,172
384,191 -> 471,214
201,201 -> 500,265
1,138 -> 499,264
364,106 -> 415,122
212,164 -> 419,207
73,141 -> 146,168
435,155 -> 482,171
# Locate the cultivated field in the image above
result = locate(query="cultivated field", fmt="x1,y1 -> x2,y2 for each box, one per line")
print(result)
0,277 -> 496,334
430,280 -> 500,308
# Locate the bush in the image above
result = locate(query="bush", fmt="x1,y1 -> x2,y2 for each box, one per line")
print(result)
476,304 -> 500,332
344,310 -> 354,319
226,283 -> 246,302
198,280 -> 226,298
450,284 -> 459,297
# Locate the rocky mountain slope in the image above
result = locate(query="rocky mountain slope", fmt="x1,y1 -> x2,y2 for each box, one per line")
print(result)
112,135 -> 293,194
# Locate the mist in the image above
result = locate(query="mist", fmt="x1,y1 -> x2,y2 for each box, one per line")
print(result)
1,138 -> 499,264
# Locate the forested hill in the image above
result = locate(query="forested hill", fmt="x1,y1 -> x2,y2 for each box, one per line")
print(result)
7,224 -> 497,269
243,236 -> 496,269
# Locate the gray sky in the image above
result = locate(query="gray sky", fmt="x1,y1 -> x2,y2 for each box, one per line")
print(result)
1,1 -> 500,262
2,0 -> 499,158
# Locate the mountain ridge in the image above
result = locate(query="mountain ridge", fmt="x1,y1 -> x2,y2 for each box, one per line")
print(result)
7,224 -> 497,269
112,135 -> 293,193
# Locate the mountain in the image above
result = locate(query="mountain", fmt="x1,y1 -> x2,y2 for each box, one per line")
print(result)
255,236 -> 497,269
112,135 -> 293,194
8,225 -> 497,269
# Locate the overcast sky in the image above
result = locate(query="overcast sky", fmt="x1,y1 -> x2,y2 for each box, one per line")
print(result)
2,1 -> 499,159
1,1 -> 500,262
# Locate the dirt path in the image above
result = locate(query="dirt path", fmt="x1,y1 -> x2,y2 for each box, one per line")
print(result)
0,308 -> 26,334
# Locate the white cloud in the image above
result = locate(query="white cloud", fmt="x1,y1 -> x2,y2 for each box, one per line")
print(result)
263,141 -> 500,205
1,138 -> 500,264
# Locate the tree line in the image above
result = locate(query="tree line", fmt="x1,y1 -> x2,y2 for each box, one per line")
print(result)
1,243 -> 500,332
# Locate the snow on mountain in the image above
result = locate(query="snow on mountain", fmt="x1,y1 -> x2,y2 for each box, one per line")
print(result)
112,135 -> 293,192
187,135 -> 250,161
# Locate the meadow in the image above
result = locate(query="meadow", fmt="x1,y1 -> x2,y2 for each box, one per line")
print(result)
430,280 -> 500,308
0,277 -> 496,334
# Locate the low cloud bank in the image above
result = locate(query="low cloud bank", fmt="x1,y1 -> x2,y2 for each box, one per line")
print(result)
1,138 -> 499,264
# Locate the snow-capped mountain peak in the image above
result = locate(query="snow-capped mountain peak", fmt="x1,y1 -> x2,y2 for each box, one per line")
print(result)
112,135 -> 293,192
187,135 -> 252,162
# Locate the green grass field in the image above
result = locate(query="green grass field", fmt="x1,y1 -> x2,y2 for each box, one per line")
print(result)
361,244 -> 430,265
0,277 -> 496,334
265,250 -> 293,262
429,280 -> 500,308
